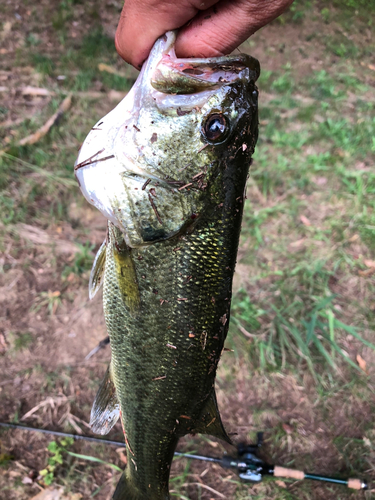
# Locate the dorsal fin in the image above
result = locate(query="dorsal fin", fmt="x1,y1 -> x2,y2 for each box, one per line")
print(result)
192,390 -> 232,445
89,239 -> 106,300
90,363 -> 120,435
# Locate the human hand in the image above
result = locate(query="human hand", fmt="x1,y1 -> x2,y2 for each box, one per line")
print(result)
115,0 -> 294,69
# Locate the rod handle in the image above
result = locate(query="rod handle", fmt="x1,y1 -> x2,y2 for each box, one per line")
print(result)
273,466 -> 305,480
347,478 -> 363,490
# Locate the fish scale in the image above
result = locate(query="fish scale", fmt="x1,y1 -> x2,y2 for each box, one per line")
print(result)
75,31 -> 259,500
104,195 -> 245,498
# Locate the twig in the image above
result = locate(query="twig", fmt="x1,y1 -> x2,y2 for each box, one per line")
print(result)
85,337 -> 110,360
75,90 -> 127,101
148,193 -> 162,224
18,94 -> 72,147
183,482 -> 225,498
0,94 -> 72,155
21,86 -> 55,97
74,149 -> 115,171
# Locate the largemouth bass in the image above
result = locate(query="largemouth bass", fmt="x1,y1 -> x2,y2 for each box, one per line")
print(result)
75,31 -> 259,500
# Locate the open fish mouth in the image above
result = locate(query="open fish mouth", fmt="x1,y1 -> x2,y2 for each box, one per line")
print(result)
74,31 -> 260,247
151,33 -> 260,94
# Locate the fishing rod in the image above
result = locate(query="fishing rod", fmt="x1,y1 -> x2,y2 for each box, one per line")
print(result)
177,433 -> 368,491
0,423 -> 367,491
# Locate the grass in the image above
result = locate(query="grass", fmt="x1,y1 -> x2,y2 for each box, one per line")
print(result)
62,241 -> 95,278
228,0 -> 375,397
229,53 -> 375,376
1,0 -> 375,499
11,332 -> 34,352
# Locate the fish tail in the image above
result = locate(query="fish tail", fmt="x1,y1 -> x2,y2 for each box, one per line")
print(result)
113,473 -> 169,500
112,473 -> 140,500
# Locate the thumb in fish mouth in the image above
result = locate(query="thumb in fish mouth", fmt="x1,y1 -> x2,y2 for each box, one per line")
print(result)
115,0 -> 295,68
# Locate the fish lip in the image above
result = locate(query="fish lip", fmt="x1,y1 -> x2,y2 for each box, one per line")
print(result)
172,53 -> 260,78
150,33 -> 260,95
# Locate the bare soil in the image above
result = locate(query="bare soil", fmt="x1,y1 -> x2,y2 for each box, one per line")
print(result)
1,1 -> 374,499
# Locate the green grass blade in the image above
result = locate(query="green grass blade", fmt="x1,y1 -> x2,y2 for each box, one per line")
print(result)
305,313 -> 317,344
327,309 -> 335,360
324,338 -> 361,372
313,295 -> 336,312
2,152 -> 76,187
334,319 -> 375,350
66,451 -> 122,472
311,334 -> 337,370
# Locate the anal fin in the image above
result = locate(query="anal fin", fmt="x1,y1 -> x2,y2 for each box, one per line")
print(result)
193,390 -> 232,445
90,363 -> 120,435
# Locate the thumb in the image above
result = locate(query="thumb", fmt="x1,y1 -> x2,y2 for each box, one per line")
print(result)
115,0 -> 219,69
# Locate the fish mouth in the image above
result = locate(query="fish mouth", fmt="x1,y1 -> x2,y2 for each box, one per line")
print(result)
74,30 -> 260,241
151,54 -> 260,95
150,33 -> 260,95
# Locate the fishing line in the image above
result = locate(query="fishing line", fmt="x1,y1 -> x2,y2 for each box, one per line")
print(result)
0,422 -> 125,447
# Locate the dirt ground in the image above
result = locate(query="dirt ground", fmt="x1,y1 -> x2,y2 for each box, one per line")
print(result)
1,1 -> 375,499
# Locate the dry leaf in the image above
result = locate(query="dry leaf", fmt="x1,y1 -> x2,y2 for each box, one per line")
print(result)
289,238 -> 306,248
74,90 -> 127,102
358,268 -> 375,278
363,437 -> 372,448
348,234 -> 359,242
107,90 -> 128,102
15,224 -> 79,255
8,470 -> 21,478
313,176 -> 327,186
275,480 -> 287,488
21,86 -> 53,97
98,63 -> 118,74
30,488 -> 64,500
116,447 -> 127,464
282,423 -> 293,434
30,488 -> 82,500
300,215 -> 311,226
364,259 -> 375,268
98,63 -> 126,78
356,354 -> 368,374
1,21 -> 12,40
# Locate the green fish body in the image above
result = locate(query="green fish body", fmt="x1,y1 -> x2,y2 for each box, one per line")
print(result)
75,31 -> 259,500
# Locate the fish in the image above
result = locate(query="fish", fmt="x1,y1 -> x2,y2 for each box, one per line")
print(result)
74,31 -> 259,500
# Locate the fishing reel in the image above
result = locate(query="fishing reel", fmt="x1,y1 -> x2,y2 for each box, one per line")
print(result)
222,432 -> 273,483
220,432 -> 367,490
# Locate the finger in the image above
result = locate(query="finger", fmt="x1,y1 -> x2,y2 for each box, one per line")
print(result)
115,0 -> 220,69
175,0 -> 295,58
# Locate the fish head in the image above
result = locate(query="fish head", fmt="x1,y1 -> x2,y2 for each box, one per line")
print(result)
75,31 -> 259,247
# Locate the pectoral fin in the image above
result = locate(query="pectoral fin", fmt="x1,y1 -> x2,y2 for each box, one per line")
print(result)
90,363 -> 120,435
89,239 -> 106,300
109,223 -> 141,315
193,390 -> 232,445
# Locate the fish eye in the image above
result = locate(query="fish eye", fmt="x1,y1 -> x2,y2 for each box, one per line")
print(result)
202,114 -> 229,143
